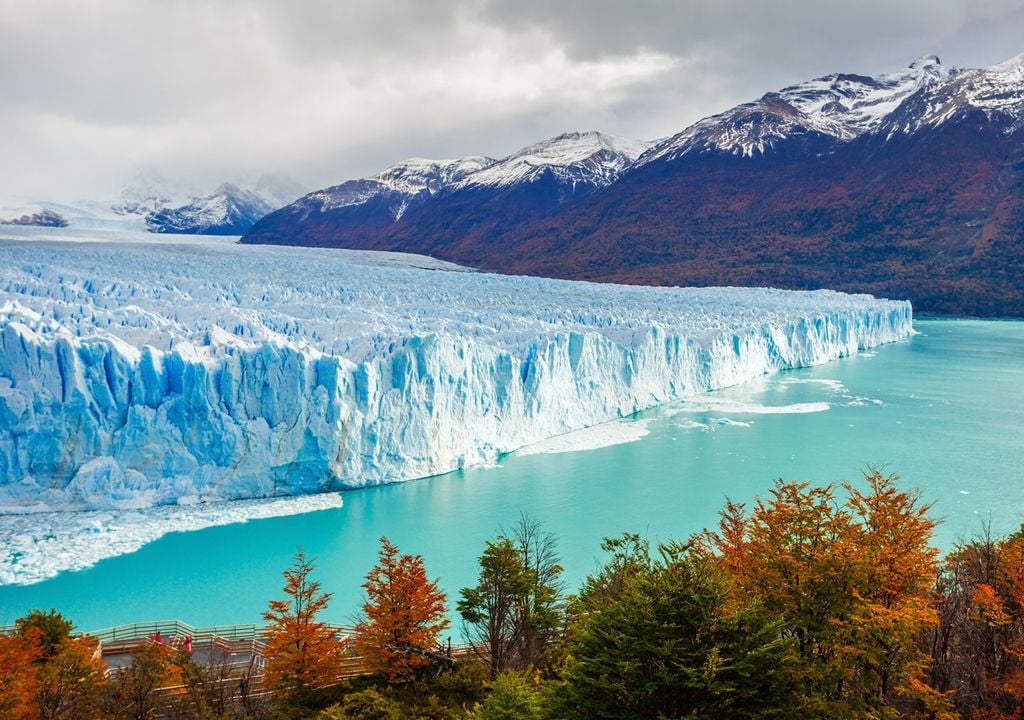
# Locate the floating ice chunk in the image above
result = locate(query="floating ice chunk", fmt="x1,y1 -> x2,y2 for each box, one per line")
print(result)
677,399 -> 831,414
517,418 -> 652,456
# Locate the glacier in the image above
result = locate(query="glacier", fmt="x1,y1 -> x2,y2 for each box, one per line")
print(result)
0,230 -> 912,514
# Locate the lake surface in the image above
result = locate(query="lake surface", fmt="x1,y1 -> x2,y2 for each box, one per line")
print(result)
0,319 -> 1021,633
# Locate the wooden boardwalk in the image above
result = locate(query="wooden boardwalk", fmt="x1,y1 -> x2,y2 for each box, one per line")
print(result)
89,619 -> 476,690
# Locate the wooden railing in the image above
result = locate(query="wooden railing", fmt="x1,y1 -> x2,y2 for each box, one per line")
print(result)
84,619 -> 356,644
6,616 -> 480,701
90,618 -> 476,686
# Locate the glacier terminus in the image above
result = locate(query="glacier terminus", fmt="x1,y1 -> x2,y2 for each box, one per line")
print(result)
0,232 -> 912,515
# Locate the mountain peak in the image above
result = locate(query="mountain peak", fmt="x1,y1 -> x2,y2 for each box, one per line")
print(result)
455,131 -> 651,190
909,54 -> 941,69
638,52 -> 1023,164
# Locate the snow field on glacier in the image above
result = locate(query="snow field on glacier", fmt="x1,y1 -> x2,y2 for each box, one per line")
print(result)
0,233 -> 912,516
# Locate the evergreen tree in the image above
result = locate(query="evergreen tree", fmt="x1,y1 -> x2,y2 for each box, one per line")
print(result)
564,540 -> 797,720
15,609 -> 73,660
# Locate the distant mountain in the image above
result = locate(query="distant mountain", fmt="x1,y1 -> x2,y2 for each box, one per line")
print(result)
112,168 -> 193,217
1,208 -> 68,227
241,131 -> 650,253
241,55 -> 1024,316
143,174 -> 308,235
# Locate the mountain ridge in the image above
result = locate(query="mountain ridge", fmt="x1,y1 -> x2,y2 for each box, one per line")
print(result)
241,54 -> 1024,316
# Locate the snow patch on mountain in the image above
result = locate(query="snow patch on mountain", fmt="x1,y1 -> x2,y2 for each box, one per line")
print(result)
145,176 -> 309,235
0,233 -> 912,513
309,156 -> 495,219
640,53 -> 1024,162
454,131 -> 651,190
640,55 -> 952,161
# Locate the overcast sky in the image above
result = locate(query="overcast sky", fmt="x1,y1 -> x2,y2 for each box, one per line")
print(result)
2,0 -> 1022,203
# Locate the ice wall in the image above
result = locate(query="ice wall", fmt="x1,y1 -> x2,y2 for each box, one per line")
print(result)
0,238 -> 912,512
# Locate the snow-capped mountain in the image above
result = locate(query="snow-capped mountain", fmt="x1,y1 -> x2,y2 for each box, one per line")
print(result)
876,53 -> 1024,138
243,131 -> 650,251
285,130 -> 646,224
639,55 -> 951,162
242,53 -> 1024,316
454,131 -> 650,190
639,53 -> 1024,163
145,174 -> 308,235
304,156 -> 495,222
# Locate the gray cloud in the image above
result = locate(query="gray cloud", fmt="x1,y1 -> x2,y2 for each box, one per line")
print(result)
0,0 -> 1021,204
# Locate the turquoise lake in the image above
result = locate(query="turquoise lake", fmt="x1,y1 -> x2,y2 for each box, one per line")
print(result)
0,318 -> 1021,634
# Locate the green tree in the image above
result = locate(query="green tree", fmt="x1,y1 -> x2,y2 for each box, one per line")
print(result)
573,532 -> 652,615
316,688 -> 403,720
458,516 -> 564,678
476,672 -> 547,720
15,609 -> 74,659
563,540 -> 797,720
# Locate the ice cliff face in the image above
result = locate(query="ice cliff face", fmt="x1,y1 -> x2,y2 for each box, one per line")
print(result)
0,237 -> 912,512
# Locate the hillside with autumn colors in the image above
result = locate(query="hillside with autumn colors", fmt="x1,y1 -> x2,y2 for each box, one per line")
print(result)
242,55 -> 1024,317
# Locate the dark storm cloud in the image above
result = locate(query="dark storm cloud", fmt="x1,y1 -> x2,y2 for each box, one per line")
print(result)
0,0 -> 1020,204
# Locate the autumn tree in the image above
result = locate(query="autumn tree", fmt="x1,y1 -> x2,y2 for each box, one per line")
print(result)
0,628 -> 42,720
5,610 -> 105,720
354,536 -> 450,683
845,469 -> 948,715
931,523 -> 1024,719
35,636 -> 106,720
263,549 -> 344,702
105,640 -> 177,720
708,470 -> 950,717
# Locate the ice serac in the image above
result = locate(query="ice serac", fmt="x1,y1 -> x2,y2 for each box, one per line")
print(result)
0,239 -> 912,512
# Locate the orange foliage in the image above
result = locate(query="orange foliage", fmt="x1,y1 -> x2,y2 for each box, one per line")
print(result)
355,536 -> 449,682
945,530 -> 1024,719
35,636 -> 106,720
708,469 -> 947,715
262,549 -> 344,697
0,628 -> 42,720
